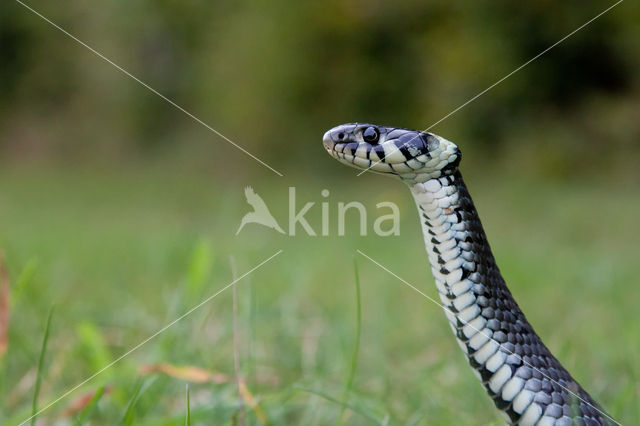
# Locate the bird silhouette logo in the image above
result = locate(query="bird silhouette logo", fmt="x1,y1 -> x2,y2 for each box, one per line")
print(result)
236,186 -> 285,235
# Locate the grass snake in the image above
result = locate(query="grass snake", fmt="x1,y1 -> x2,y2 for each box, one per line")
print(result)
322,123 -> 616,426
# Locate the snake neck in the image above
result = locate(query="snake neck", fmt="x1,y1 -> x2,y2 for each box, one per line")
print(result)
407,171 -> 611,426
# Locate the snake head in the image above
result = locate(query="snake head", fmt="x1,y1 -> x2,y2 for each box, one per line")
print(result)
323,123 -> 461,183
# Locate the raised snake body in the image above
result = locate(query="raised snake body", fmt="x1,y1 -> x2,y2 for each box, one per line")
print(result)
322,123 -> 614,425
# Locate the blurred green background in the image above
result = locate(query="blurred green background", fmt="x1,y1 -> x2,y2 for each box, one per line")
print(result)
1,0 -> 639,424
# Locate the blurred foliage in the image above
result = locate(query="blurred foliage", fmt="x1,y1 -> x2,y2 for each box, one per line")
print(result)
1,0 -> 639,178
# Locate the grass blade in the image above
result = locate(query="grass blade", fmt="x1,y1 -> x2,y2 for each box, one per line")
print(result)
11,258 -> 38,306
230,255 -> 246,426
337,258 -> 362,425
238,381 -> 269,425
185,384 -> 190,426
121,381 -> 143,426
0,252 -> 10,359
187,240 -> 213,302
74,386 -> 106,425
31,305 -> 54,426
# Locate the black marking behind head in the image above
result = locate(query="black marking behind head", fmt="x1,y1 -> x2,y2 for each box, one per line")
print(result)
441,147 -> 462,174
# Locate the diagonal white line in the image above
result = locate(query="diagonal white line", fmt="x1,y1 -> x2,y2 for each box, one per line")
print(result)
356,249 -> 620,425
13,0 -> 284,177
423,0 -> 624,131
357,0 -> 624,176
18,249 -> 283,426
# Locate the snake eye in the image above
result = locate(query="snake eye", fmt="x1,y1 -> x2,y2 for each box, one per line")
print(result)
362,126 -> 379,144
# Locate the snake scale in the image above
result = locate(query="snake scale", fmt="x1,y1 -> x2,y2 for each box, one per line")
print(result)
322,123 -> 615,425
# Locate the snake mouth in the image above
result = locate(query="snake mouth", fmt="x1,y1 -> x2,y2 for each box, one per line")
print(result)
323,123 -> 461,180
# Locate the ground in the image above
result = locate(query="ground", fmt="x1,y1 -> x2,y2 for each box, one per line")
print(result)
0,163 -> 638,425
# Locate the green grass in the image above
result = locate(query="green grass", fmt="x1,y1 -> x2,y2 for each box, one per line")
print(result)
0,164 -> 638,424
185,384 -> 191,426
337,258 -> 362,425
31,305 -> 54,425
